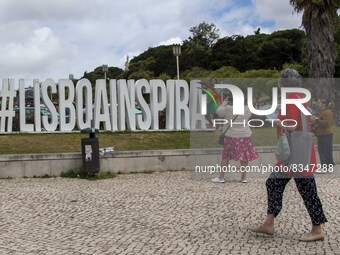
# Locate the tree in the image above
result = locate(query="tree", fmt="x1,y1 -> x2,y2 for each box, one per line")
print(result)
181,22 -> 220,70
210,35 -> 263,71
209,66 -> 240,78
290,0 -> 340,100
127,46 -> 175,78
335,15 -> 340,77
127,56 -> 156,79
239,70 -> 280,105
181,67 -> 211,82
258,38 -> 293,70
268,29 -> 306,64
188,22 -> 220,48
81,66 -> 124,85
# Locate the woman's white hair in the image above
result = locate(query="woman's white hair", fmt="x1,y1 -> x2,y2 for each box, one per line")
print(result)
278,68 -> 302,87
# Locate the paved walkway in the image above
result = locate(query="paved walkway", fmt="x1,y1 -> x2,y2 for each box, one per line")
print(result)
0,167 -> 339,255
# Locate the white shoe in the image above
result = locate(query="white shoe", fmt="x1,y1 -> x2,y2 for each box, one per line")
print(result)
211,177 -> 225,183
240,179 -> 248,183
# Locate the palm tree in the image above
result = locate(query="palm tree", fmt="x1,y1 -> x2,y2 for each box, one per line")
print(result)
290,0 -> 339,100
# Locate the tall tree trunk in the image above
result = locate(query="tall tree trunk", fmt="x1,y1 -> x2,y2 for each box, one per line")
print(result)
303,5 -> 337,101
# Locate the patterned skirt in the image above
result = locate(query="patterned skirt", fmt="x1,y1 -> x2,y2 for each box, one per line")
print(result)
222,136 -> 259,161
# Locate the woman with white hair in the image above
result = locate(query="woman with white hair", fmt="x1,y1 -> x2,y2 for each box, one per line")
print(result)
249,68 -> 327,242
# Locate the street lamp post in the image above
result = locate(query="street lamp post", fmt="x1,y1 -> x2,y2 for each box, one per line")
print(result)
102,64 -> 108,81
173,44 -> 181,80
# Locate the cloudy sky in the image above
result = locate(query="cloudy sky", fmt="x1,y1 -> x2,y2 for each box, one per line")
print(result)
0,0 -> 302,84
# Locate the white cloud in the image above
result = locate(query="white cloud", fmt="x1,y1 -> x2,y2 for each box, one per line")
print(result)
157,37 -> 182,46
252,0 -> 302,30
0,26 -> 76,80
0,0 -> 304,83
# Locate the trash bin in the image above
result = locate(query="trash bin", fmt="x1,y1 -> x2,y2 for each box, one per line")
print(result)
81,128 -> 100,173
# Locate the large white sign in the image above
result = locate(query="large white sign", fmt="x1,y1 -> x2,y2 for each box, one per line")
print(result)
0,78 -> 312,133
0,79 -> 206,133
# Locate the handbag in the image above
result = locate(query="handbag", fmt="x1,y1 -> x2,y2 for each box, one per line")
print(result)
286,96 -> 313,168
275,132 -> 290,162
218,133 -> 225,145
218,115 -> 238,145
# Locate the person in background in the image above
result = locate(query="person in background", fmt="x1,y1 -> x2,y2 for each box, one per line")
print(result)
249,68 -> 327,242
311,98 -> 335,168
211,97 -> 259,183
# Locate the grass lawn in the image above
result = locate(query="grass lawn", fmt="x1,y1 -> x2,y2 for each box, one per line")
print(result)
0,127 -> 339,154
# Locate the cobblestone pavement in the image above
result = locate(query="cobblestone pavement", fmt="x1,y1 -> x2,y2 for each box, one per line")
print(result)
0,167 -> 339,255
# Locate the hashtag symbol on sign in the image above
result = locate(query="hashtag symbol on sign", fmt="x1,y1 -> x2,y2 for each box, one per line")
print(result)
0,79 -> 16,132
